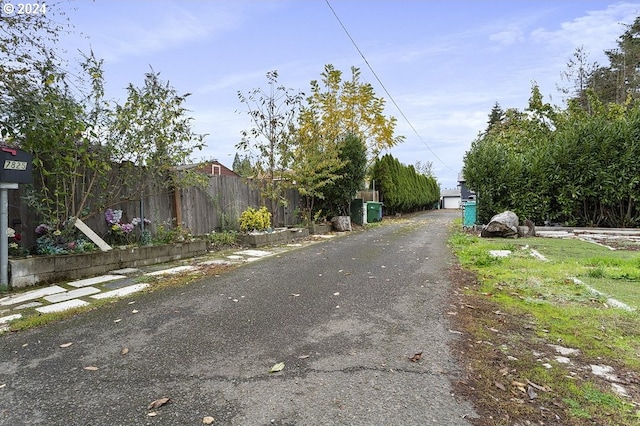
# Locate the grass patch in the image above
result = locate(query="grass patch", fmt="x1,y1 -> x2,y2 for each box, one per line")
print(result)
449,228 -> 640,425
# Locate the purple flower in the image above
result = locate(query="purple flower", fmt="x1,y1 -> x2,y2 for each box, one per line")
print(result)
120,223 -> 134,234
35,224 -> 51,235
105,209 -> 123,225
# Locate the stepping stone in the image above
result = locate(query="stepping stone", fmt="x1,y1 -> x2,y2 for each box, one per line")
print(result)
68,275 -> 126,288
102,278 -> 136,290
36,299 -> 89,314
0,313 -> 22,324
235,249 -> 272,257
109,267 -> 140,275
90,283 -> 149,300
44,287 -> 101,303
198,259 -> 231,266
0,285 -> 66,306
489,250 -> 511,258
145,266 -> 196,276
14,302 -> 43,310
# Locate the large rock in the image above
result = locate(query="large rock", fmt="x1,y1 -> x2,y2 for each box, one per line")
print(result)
481,211 -> 520,238
331,216 -> 352,232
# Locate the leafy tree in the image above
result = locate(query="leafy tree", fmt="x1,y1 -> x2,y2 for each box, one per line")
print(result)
112,69 -> 205,176
304,65 -> 403,161
289,97 -> 345,223
0,1 -> 71,106
232,153 -> 253,177
236,70 -> 304,225
320,134 -> 368,217
2,53 -> 113,226
290,64 -> 403,220
558,46 -> 599,111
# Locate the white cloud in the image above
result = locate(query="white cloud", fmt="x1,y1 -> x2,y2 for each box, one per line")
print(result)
490,26 -> 525,46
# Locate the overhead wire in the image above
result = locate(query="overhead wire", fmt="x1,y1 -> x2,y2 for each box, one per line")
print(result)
324,0 -> 453,172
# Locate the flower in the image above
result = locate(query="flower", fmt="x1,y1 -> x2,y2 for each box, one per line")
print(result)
105,208 -> 123,225
9,242 -> 18,249
14,233 -> 21,241
7,228 -> 15,238
35,224 -> 51,235
120,223 -> 134,234
53,230 -> 61,236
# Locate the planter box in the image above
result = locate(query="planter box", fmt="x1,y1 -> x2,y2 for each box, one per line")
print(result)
308,223 -> 332,235
8,240 -> 207,290
239,228 -> 309,248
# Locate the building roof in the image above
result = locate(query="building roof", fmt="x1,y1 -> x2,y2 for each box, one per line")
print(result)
441,189 -> 461,197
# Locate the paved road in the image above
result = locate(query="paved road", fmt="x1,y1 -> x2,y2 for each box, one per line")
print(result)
0,209 -> 476,425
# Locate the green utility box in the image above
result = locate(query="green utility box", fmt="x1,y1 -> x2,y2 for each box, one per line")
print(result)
366,202 -> 383,223
350,198 -> 364,225
462,200 -> 476,228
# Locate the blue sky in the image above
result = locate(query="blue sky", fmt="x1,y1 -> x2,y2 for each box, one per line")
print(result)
57,1 -> 640,189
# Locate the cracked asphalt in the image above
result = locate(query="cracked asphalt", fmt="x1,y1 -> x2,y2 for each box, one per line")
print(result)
0,209 -> 477,425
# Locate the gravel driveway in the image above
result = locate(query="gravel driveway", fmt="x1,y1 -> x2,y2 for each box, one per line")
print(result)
0,209 -> 477,425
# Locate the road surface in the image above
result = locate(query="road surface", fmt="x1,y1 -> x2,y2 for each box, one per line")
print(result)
0,209 -> 476,425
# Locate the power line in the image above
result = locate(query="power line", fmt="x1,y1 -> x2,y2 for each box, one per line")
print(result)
324,0 -> 453,171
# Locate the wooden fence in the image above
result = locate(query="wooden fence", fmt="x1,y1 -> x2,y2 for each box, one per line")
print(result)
11,174 -> 302,253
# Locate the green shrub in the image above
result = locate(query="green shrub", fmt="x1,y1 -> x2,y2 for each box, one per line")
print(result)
206,230 -> 239,250
239,206 -> 272,232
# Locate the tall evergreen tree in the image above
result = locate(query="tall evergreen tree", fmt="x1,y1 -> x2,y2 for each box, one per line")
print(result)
320,134 -> 367,217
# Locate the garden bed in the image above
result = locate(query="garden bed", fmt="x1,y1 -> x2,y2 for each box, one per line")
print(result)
307,223 -> 332,235
239,228 -> 309,248
8,241 -> 207,289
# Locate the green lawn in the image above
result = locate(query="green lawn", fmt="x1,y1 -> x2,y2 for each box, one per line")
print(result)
449,229 -> 640,424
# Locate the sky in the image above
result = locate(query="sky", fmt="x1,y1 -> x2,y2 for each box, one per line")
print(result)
52,0 -> 640,190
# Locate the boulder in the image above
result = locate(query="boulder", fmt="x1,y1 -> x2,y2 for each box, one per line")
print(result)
331,216 -> 352,232
481,211 -> 536,238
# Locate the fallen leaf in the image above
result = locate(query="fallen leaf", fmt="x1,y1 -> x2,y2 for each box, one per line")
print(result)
298,354 -> 310,359
202,416 -> 215,424
121,347 -> 129,355
59,342 -> 73,348
113,319 -> 122,323
84,366 -> 99,371
527,386 -> 538,400
333,292 -> 340,296
526,379 -> 551,392
0,384 -> 6,389
290,293 -> 300,297
147,411 -> 158,417
409,352 -> 423,362
269,362 -> 285,373
148,397 -> 171,410
131,309 -> 139,314
494,381 -> 506,391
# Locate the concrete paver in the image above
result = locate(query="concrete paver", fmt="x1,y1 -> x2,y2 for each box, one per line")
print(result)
0,285 -> 66,306
0,313 -> 22,323
36,299 -> 89,314
145,265 -> 196,276
44,287 -> 101,303
68,274 -> 126,288
90,283 -> 150,300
